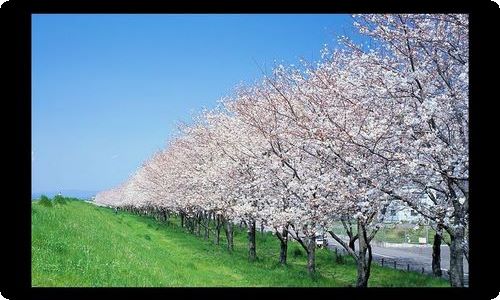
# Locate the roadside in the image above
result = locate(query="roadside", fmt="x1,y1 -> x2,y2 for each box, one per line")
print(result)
325,235 -> 469,286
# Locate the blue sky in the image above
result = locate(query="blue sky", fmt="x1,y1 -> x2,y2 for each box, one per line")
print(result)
32,14 -> 357,195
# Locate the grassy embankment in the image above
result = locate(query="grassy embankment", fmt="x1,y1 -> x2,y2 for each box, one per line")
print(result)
32,200 -> 448,287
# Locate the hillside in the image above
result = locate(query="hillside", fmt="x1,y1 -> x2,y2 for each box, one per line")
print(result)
31,200 -> 448,287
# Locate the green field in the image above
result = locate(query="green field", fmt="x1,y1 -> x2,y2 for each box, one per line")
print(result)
32,200 -> 448,287
329,222 -> 451,245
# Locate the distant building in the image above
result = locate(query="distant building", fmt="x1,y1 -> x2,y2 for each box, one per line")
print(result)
384,194 -> 432,224
382,187 -> 439,224
384,203 -> 422,223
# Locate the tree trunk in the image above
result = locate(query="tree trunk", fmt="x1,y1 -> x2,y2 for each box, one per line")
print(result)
204,212 -> 210,240
306,236 -> 316,275
189,217 -> 194,233
224,220 -> 234,252
196,214 -> 201,236
449,227 -> 465,287
180,213 -> 185,228
215,215 -> 221,245
432,226 -> 443,277
356,222 -> 372,288
248,219 -> 257,261
349,238 -> 356,252
278,227 -> 288,265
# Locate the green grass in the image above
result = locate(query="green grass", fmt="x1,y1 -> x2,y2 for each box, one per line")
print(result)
32,200 -> 449,287
374,225 -> 451,244
329,223 -> 452,245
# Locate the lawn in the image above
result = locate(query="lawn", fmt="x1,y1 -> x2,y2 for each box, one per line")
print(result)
329,222 -> 452,245
32,200 -> 449,287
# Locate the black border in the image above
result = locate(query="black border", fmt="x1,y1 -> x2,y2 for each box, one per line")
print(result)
1,0 -> 498,299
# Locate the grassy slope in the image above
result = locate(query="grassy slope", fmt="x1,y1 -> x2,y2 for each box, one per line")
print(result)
32,200 -> 448,287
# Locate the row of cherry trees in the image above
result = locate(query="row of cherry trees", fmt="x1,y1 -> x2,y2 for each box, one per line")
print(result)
95,14 -> 468,287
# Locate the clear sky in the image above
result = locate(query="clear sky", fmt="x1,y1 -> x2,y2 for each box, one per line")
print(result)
31,14 -> 357,195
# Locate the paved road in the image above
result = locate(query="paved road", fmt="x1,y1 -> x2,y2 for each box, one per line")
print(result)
325,235 -> 469,285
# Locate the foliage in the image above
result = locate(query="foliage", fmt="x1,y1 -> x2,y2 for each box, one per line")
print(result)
53,195 -> 67,205
38,195 -> 52,207
292,248 -> 304,258
335,254 -> 345,265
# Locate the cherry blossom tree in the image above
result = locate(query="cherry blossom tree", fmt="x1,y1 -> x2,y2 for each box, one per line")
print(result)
345,14 -> 469,287
95,13 -> 468,287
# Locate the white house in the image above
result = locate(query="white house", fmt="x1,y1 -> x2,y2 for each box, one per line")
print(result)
383,187 -> 439,224
384,203 -> 422,223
